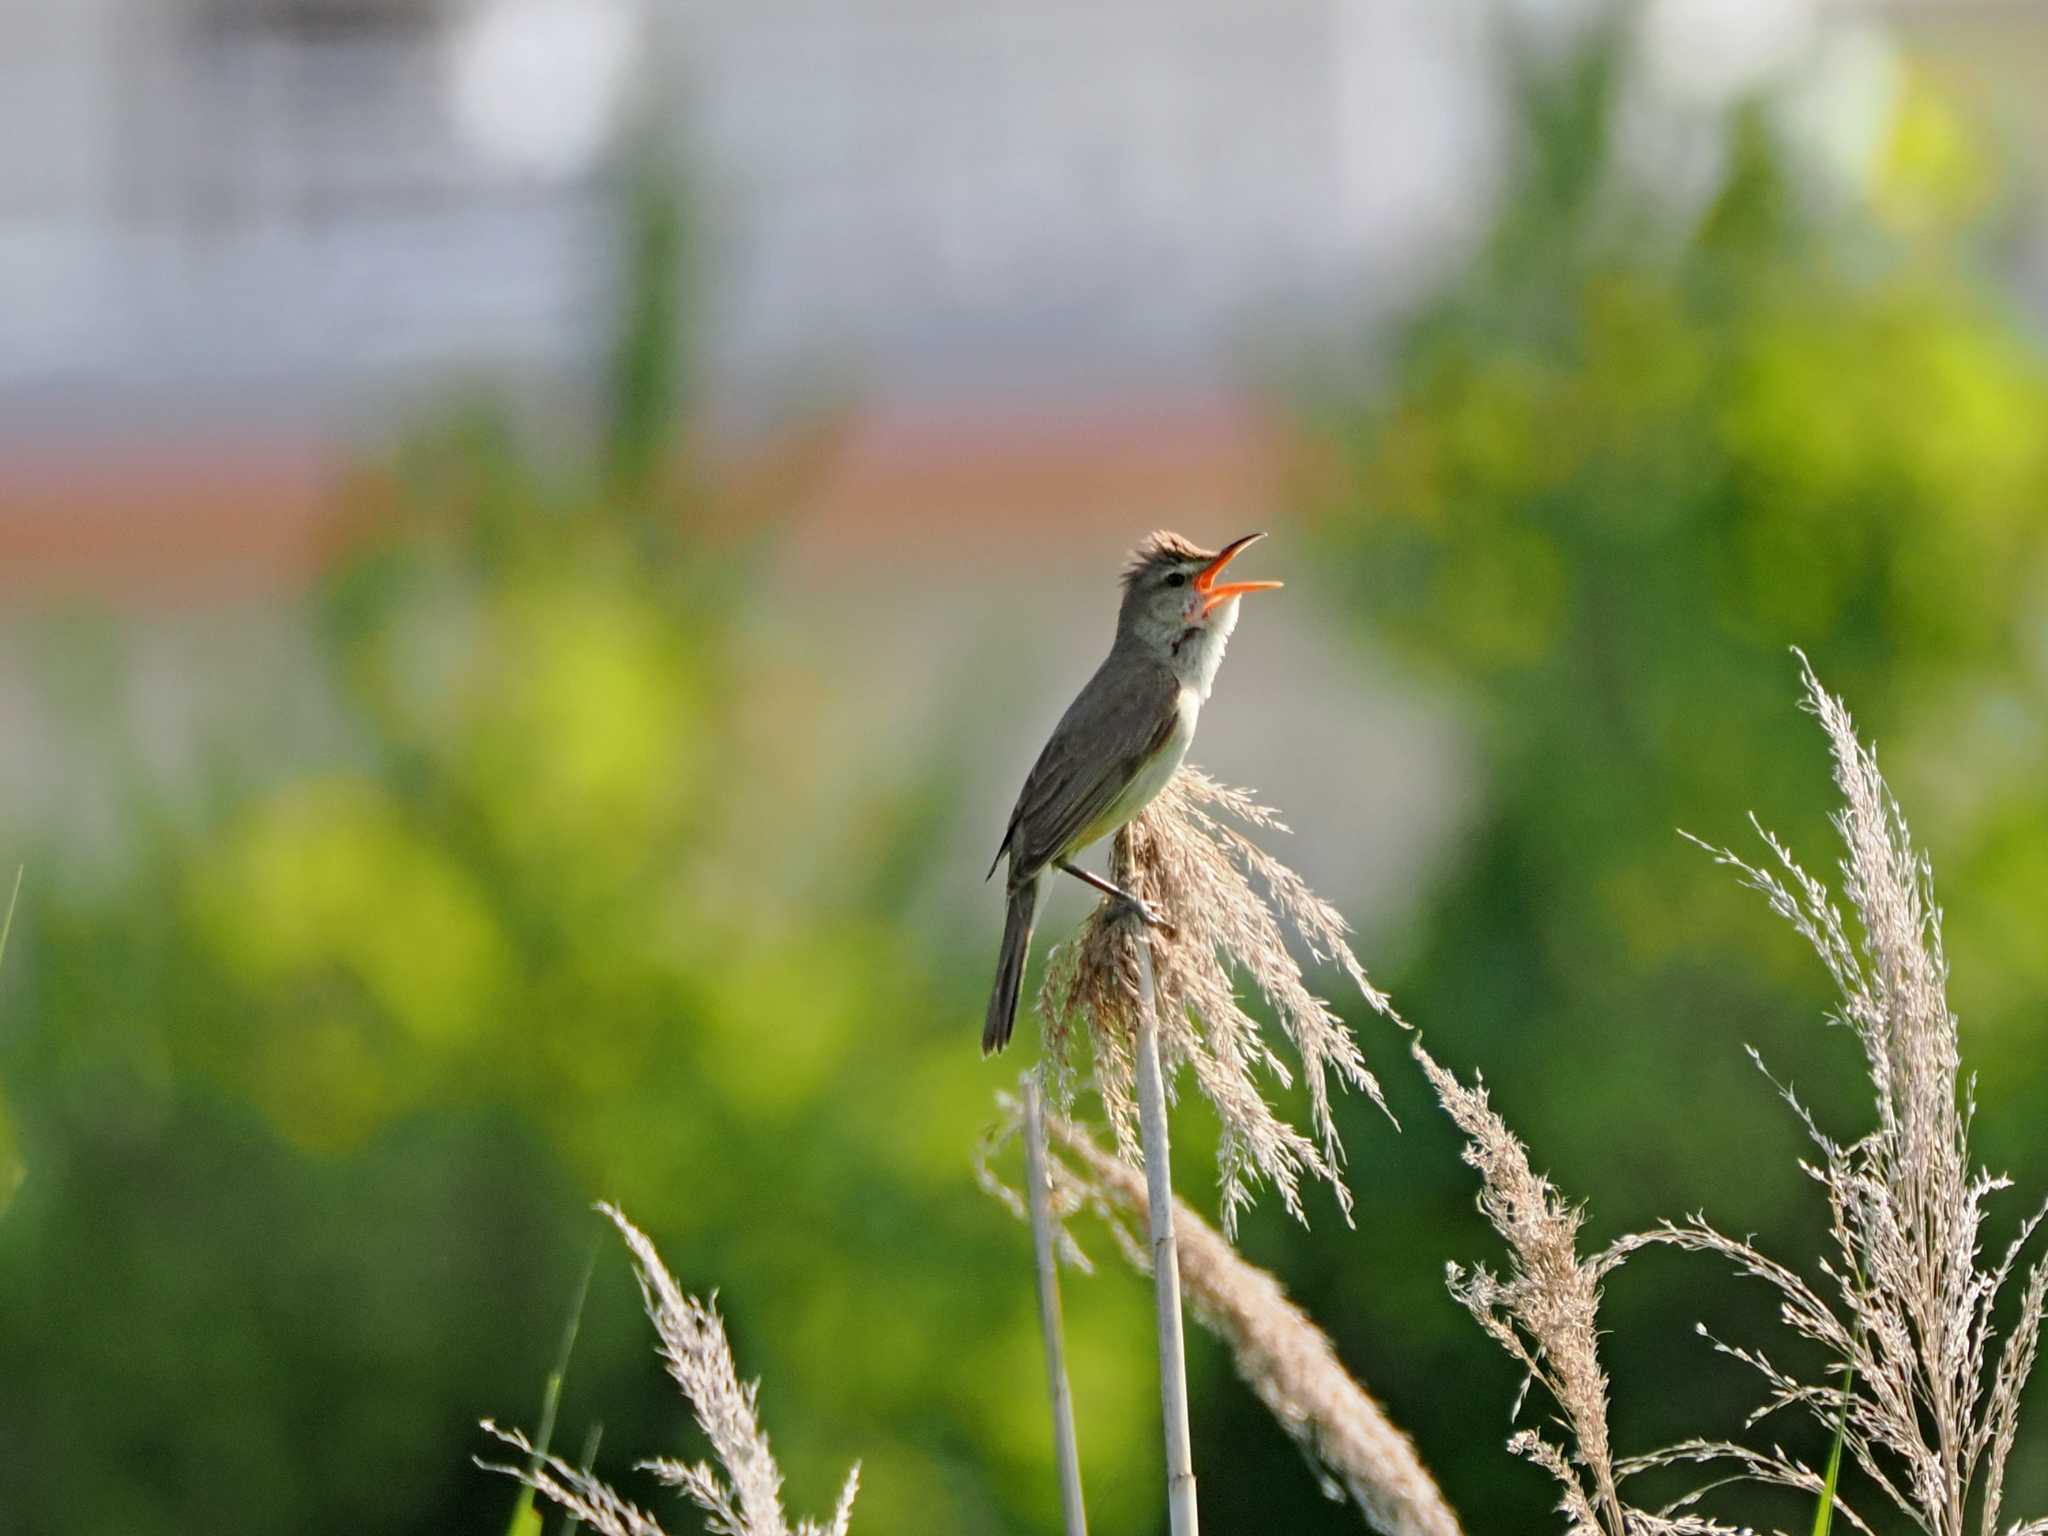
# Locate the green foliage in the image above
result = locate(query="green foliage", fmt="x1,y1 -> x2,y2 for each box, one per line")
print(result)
503,1256 -> 594,1536
1812,1360 -> 1849,1536
0,179 -> 1157,1536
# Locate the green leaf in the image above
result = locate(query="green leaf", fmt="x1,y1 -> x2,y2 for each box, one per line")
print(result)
0,864 -> 20,973
505,1245 -> 597,1536
1811,1355 -> 1852,1536
555,1422 -> 604,1536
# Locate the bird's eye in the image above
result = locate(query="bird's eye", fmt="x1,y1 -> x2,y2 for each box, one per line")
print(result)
1164,571 -> 1187,588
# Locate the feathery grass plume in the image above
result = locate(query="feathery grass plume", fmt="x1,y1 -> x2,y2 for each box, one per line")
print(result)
1038,768 -> 1398,1235
1424,659 -> 2044,1536
1624,656 -> 2048,1536
1420,1034 -> 1837,1536
1412,1041 -> 1640,1536
980,1097 -> 1463,1536
481,1204 -> 859,1536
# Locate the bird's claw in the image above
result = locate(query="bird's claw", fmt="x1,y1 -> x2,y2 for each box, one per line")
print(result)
1109,892 -> 1176,940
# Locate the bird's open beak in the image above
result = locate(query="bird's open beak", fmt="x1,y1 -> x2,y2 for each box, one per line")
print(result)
1194,532 -> 1283,617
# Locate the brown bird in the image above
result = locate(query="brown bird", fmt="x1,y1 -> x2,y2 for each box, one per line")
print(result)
983,530 -> 1282,1053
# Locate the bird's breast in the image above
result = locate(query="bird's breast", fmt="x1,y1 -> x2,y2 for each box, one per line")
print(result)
1104,689 -> 1197,833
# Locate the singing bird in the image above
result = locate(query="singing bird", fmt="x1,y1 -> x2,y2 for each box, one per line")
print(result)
983,530 -> 1282,1054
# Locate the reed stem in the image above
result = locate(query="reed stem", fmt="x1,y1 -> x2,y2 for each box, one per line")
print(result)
1023,1076 -> 1089,1536
1133,931 -> 1199,1536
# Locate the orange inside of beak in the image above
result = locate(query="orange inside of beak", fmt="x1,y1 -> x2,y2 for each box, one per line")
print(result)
1193,533 -> 1283,617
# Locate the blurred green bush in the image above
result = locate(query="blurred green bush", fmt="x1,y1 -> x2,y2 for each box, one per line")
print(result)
0,177 -> 1158,1536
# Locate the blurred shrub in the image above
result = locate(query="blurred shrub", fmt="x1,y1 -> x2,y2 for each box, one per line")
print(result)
0,176 -> 1158,1536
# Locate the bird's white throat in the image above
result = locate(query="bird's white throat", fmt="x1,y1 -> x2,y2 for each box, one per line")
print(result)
1171,594 -> 1240,702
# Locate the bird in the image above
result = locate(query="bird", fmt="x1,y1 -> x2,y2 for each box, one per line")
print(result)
983,529 -> 1282,1054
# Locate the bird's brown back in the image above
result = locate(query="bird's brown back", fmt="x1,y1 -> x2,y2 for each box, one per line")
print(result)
992,649 -> 1182,883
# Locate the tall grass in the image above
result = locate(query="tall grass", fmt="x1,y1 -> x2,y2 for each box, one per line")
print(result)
1029,763 -> 1403,1533
482,1205 -> 859,1536
1423,660 -> 2048,1533
491,665 -> 2040,1534
503,1249 -> 597,1536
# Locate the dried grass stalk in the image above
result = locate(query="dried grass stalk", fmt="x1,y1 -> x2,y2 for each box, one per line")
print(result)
1023,1077 -> 1090,1536
481,1204 -> 860,1536
1038,768 -> 1398,1235
983,1101 -> 1464,1536
1133,932 -> 1201,1535
1424,657 -> 2045,1536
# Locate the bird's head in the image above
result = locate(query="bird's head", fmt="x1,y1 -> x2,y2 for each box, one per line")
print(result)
1117,530 -> 1282,660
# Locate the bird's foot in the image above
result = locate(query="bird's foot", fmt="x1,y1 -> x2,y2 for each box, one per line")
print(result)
1107,891 -> 1177,941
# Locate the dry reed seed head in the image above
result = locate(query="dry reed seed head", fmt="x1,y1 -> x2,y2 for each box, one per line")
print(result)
479,1423 -> 675,1536
1427,659 -> 2046,1536
1660,658 -> 2048,1536
1036,767 -> 1398,1236
478,1204 -> 859,1536
1415,1041 -> 1631,1535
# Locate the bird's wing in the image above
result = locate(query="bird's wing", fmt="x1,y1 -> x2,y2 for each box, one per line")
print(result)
992,656 -> 1181,880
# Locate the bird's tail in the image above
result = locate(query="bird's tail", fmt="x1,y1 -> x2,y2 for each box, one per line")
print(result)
983,873 -> 1039,1055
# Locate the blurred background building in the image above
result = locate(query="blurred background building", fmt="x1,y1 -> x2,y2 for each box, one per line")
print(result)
7,0 -> 2046,448
5,2 -> 2048,1534
0,0 -> 1499,436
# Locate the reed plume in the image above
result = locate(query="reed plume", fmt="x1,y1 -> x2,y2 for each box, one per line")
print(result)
1038,767 -> 1398,1235
481,1203 -> 860,1536
1415,1040 -> 1642,1535
1424,658 -> 2047,1535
